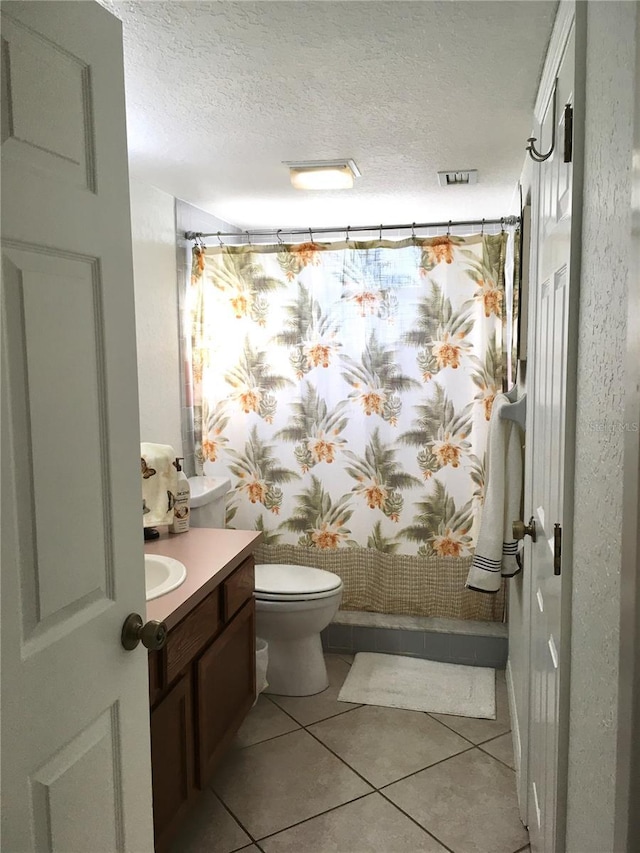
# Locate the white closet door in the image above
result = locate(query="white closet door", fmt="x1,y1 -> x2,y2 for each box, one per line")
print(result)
525,6 -> 579,852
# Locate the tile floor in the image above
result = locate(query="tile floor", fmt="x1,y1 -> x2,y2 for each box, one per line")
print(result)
171,654 -> 530,853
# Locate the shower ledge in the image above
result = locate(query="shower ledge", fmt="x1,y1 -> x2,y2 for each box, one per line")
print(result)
331,610 -> 507,637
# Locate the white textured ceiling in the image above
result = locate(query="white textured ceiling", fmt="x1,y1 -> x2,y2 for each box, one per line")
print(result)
102,1 -> 557,229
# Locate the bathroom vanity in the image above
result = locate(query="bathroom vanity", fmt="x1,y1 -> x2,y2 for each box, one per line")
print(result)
145,528 -> 262,852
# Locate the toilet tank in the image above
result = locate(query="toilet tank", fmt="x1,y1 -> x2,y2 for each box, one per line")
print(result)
188,476 -> 231,529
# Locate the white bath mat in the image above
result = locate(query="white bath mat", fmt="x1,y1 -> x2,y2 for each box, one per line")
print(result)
338,653 -> 496,719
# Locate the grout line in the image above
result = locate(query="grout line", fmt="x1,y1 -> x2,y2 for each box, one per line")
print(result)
423,712 -> 482,746
265,695 -> 365,728
512,845 -> 531,852
376,744 -> 476,790
424,710 -> 512,748
253,791 -> 375,845
237,725 -> 302,751
477,740 -> 517,773
376,789 -> 458,853
210,789 -> 258,846
301,725 -> 377,790
234,692 -> 364,751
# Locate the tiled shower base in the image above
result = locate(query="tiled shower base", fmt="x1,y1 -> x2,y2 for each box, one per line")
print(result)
321,611 -> 508,669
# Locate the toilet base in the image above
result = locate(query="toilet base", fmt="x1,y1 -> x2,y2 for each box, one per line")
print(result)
263,633 -> 329,696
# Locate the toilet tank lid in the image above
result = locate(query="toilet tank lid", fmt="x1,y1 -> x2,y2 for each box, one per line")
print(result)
255,564 -> 342,595
188,476 -> 231,508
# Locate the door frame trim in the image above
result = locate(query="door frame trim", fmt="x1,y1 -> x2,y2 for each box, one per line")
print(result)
614,8 -> 640,850
555,3 -> 586,850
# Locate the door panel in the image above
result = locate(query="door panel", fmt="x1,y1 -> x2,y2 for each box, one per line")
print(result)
1,3 -> 154,851
1,15 -> 96,190
3,248 -> 112,634
31,707 -> 123,853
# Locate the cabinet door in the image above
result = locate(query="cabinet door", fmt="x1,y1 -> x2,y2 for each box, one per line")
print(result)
196,599 -> 256,787
150,672 -> 194,851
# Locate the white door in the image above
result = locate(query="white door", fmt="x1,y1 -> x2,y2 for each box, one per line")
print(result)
525,10 -> 578,853
1,3 -> 154,851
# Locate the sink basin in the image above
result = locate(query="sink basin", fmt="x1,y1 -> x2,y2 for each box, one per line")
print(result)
145,554 -> 187,601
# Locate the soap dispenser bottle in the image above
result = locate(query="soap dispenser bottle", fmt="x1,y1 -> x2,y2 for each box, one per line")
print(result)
169,457 -> 191,534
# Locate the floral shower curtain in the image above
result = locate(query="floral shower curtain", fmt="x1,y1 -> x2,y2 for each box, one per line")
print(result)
189,233 -> 512,620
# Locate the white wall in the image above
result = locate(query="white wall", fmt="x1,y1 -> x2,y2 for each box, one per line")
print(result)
130,180 -> 183,456
566,3 -> 637,850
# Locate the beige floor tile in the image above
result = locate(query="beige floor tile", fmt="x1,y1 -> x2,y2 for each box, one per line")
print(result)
309,704 -> 470,787
430,670 -> 511,744
168,788 -> 251,853
259,792 -> 448,853
268,655 -> 360,726
480,732 -> 516,770
338,653 -> 354,664
234,695 -> 300,748
211,728 -> 372,839
384,748 -> 529,853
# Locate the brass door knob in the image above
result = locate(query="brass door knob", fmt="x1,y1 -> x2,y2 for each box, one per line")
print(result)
121,613 -> 168,651
513,516 -> 537,542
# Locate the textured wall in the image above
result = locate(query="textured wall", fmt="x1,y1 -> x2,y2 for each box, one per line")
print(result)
566,3 -> 636,850
130,180 -> 182,456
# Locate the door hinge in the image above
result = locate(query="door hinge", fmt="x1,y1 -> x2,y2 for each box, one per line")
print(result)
554,523 -> 562,576
563,104 -> 573,163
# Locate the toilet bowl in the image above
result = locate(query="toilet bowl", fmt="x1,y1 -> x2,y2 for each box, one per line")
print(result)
254,564 -> 343,697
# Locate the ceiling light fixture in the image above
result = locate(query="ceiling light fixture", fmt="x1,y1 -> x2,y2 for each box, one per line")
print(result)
285,159 -> 361,190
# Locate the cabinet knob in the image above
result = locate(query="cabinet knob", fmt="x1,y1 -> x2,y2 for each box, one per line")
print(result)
121,613 -> 168,651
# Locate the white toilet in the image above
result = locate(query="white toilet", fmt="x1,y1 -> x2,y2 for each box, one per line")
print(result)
254,563 -> 343,697
187,479 -> 343,698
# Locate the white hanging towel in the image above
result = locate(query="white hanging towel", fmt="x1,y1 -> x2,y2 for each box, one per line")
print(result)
466,394 -> 524,594
140,443 -> 179,527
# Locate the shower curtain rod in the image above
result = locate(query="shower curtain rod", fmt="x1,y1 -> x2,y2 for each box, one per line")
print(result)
185,215 -> 520,242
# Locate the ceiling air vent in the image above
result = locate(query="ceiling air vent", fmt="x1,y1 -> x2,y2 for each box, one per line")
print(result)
437,169 -> 478,187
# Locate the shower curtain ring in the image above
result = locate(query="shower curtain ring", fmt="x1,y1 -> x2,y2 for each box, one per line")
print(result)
217,232 -> 224,247
447,220 -> 452,236
411,222 -> 416,242
277,229 -> 284,245
481,218 -> 485,235
309,227 -> 313,243
500,217 -> 505,234
246,230 -> 252,246
346,225 -> 350,243
379,224 -> 383,240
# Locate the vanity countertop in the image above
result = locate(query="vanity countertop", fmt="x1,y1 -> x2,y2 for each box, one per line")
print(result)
145,527 -> 262,631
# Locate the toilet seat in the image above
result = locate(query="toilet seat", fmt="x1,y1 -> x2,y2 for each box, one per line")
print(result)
254,563 -> 342,602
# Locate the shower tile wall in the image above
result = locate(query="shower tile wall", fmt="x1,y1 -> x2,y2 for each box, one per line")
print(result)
174,200 -> 241,476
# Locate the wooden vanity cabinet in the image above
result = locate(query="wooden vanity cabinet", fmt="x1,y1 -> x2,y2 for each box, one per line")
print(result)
148,556 -> 256,852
